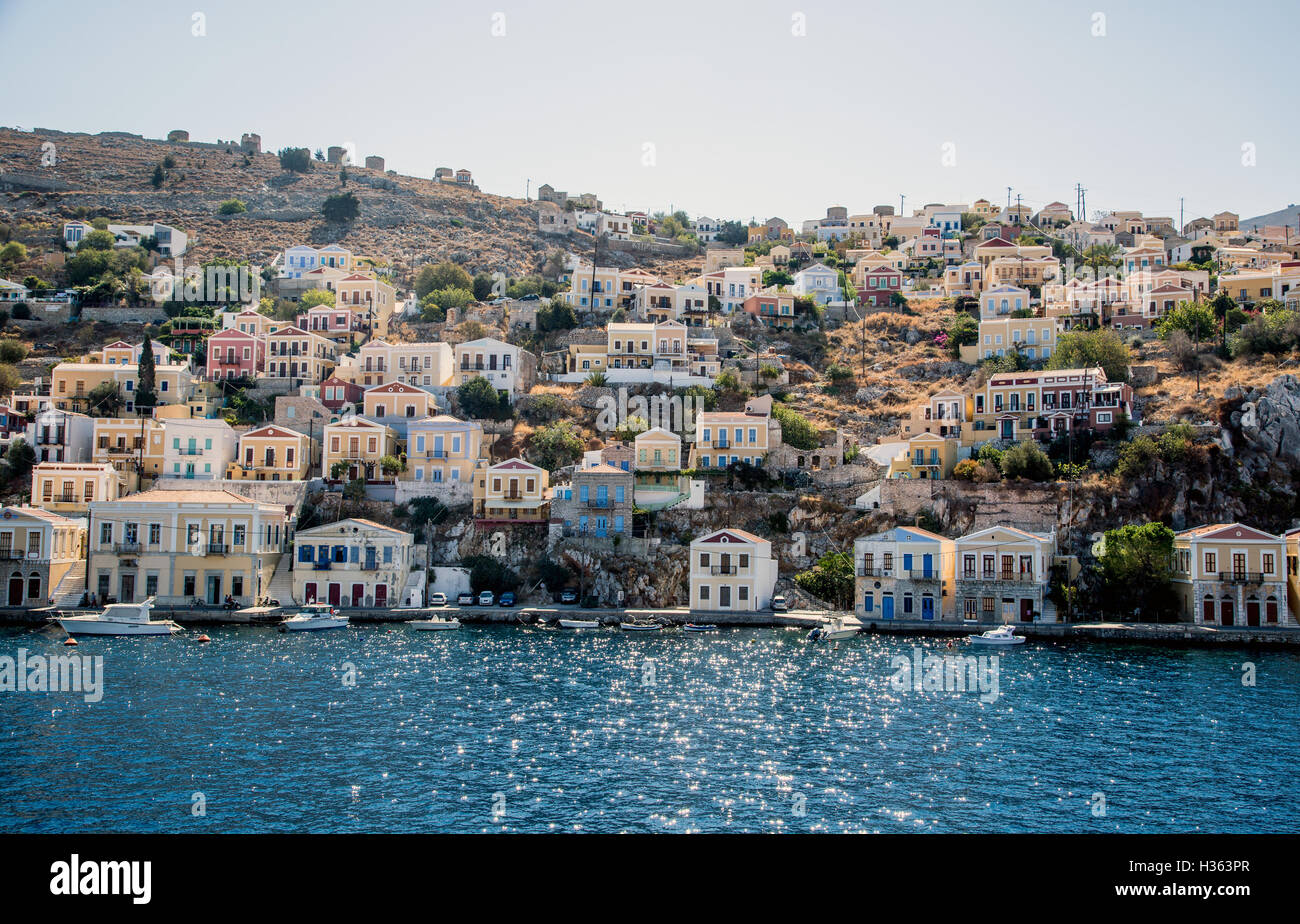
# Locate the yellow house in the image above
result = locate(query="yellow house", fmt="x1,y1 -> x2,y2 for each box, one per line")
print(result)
323,417 -> 397,481
227,425 -> 314,481
1172,523 -> 1290,626
403,416 -> 483,486
1287,528 -> 1300,625
0,506 -> 87,608
87,488 -> 288,605
953,525 -> 1057,623
689,396 -> 780,469
473,459 -> 549,525
363,382 -> 439,422
51,362 -> 193,415
92,416 -> 167,479
635,427 -> 682,471
292,518 -> 416,609
855,526 -> 955,621
887,433 -> 961,480
357,339 -> 454,388
31,461 -> 124,516
335,273 -> 397,337
689,528 -> 779,612
568,342 -> 609,374
264,327 -> 338,385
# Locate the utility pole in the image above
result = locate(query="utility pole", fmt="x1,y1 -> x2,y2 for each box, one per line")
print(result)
899,194 -> 905,217
1179,197 -> 1184,234
1006,187 -> 1012,212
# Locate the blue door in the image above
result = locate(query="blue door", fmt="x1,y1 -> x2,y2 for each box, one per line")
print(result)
921,596 -> 935,620
902,553 -> 913,575
922,553 -> 933,578
882,595 -> 894,620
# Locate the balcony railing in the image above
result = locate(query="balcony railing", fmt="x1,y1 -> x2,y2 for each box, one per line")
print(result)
312,561 -> 332,570
906,570 -> 941,581
961,570 -> 1038,583
858,567 -> 889,577
46,493 -> 80,504
1217,571 -> 1267,584
710,566 -> 738,575
206,543 -> 230,556
585,498 -> 611,508
176,448 -> 203,456
113,543 -> 142,554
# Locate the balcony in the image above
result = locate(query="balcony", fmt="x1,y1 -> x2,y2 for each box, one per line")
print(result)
961,570 -> 1038,584
858,567 -> 889,577
206,544 -> 230,556
1217,571 -> 1268,584
906,570 -> 941,581
710,566 -> 738,575
176,448 -> 203,456
312,560 -> 332,571
113,543 -> 142,554
585,498 -> 611,508
46,493 -> 80,504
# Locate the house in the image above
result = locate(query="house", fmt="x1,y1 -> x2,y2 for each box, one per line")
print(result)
322,417 -> 397,482
358,339 -> 454,388
792,262 -> 840,306
857,266 -> 903,307
64,221 -> 187,256
472,458 -> 549,526
1213,211 -> 1239,233
335,273 -> 398,337
953,526 -> 1056,623
1033,202 -> 1073,226
161,315 -> 217,356
689,528 -> 778,612
205,328 -> 264,381
50,361 -> 193,415
855,526 -> 955,621
886,433 -> 961,480
27,410 -> 95,464
403,415 -> 483,487
742,292 -> 798,328
292,518 -> 416,609
319,376 -> 363,411
0,506 -> 86,608
689,395 -> 782,469
160,415 -> 237,481
972,367 -> 1134,441
86,488 -> 288,605
552,463 -> 634,538
633,427 -> 687,506
30,461 -> 124,516
226,425 -> 314,481
1172,523 -> 1290,626
453,338 -> 535,398
362,382 -> 441,439
697,266 -> 762,313
223,308 -> 279,338
900,389 -> 968,440
297,303 -> 358,342
0,278 -> 30,302
91,416 -> 166,481
264,327 -> 338,386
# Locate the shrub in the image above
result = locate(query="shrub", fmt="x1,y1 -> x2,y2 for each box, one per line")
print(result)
771,403 -> 819,450
1000,441 -> 1054,481
322,191 -> 360,222
1047,328 -> 1130,382
278,147 -> 313,172
10,304 -> 30,321
218,199 -> 247,215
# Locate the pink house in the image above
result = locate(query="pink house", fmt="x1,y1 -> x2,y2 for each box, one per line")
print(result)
206,328 -> 264,381
297,304 -> 357,341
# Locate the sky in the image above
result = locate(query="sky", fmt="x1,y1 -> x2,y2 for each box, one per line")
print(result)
2,0 -> 1297,225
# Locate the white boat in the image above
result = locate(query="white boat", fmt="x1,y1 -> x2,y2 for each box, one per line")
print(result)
620,621 -> 662,632
407,616 -> 461,631
808,616 -> 859,642
280,602 -> 349,632
683,623 -> 719,633
968,624 -> 1026,646
558,618 -> 600,629
57,598 -> 180,637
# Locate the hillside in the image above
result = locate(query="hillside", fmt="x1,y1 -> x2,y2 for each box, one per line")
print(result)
0,126 -> 680,280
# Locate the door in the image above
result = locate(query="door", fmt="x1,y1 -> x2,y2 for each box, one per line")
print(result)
121,573 -> 135,603
1220,600 -> 1234,626
304,582 -> 317,604
921,596 -> 935,620
7,575 -> 21,606
1246,599 -> 1260,627
922,553 -> 933,579
328,583 -> 341,606
718,585 -> 731,608
1266,599 -> 1279,624
882,594 -> 894,620
206,575 -> 221,605
1000,419 -> 1014,440
1020,598 -> 1034,622
1201,598 -> 1214,623
351,584 -> 364,607
374,585 -> 387,608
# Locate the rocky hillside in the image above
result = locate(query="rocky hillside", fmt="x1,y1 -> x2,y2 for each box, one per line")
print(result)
0,126 -> 657,279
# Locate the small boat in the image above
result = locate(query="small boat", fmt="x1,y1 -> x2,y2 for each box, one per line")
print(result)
407,616 -> 461,631
558,618 -> 600,629
280,602 -> 349,632
58,598 -> 180,637
683,623 -> 719,633
620,621 -> 661,632
968,624 -> 1026,647
808,616 -> 858,642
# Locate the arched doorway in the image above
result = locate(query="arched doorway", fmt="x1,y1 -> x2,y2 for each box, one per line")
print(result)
7,573 -> 23,606
1220,598 -> 1234,626
27,573 -> 40,605
1245,596 -> 1260,627
1266,596 -> 1279,624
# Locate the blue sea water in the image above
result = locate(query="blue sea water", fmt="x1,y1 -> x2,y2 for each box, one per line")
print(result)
1,623 -> 1297,833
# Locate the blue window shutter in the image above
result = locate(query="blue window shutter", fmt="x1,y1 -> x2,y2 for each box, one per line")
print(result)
615,516 -> 624,533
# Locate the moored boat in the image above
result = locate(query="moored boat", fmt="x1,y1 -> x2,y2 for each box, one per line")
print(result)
558,618 -> 601,629
620,621 -> 661,632
808,616 -> 859,642
280,602 -> 349,632
407,616 -> 462,631
968,624 -> 1026,646
57,598 -> 180,637
683,623 -> 719,632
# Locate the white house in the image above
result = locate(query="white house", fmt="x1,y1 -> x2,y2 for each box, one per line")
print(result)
792,262 -> 841,306
689,528 -> 779,612
161,417 -> 237,480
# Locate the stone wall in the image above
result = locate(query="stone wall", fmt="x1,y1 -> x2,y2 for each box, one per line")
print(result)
80,305 -> 169,323
878,479 -> 1060,533
152,477 -> 313,512
394,479 -> 473,507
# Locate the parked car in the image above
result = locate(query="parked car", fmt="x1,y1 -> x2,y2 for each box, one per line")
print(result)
499,592 -> 515,607
429,592 -> 447,607
456,592 -> 474,606
559,589 -> 578,604
478,590 -> 495,607
771,594 -> 790,612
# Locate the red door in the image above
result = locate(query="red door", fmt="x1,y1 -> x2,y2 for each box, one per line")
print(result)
1266,600 -> 1278,624
1220,600 -> 1234,626
375,584 -> 387,607
304,582 -> 317,603
1201,598 -> 1214,623
1246,600 -> 1260,627
351,584 -> 364,607
1019,599 -> 1034,622
327,583 -> 340,606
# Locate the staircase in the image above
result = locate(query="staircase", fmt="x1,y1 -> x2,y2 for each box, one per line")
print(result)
266,554 -> 296,606
51,561 -> 87,608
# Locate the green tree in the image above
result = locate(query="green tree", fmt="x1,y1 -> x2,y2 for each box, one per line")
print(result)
1094,523 -> 1178,621
299,288 -> 336,309
527,419 -> 584,471
85,380 -> 124,417
0,241 -> 27,271
1083,243 -> 1120,272
1000,440 -> 1054,481
322,192 -> 360,222
1155,300 -> 1217,342
150,163 -> 165,188
457,376 -> 510,420
278,147 -> 313,172
793,551 -> 854,610
1047,329 -> 1130,382
772,403 -> 819,450
136,336 -> 158,410
218,199 -> 248,215
78,229 -> 117,251
472,273 -> 495,302
415,261 -> 473,299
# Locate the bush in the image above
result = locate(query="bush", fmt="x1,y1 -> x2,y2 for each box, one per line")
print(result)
1000,441 -> 1055,481
1047,328 -> 1130,382
457,376 -> 511,420
322,192 -> 360,222
771,403 -> 819,450
414,262 -> 473,299
218,199 -> 248,215
278,147 -> 313,172
0,339 -> 28,363
527,419 -> 584,471
10,304 -> 30,321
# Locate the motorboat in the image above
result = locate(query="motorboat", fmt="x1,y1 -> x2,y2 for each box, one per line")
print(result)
620,621 -> 662,632
407,615 -> 462,631
280,602 -> 349,632
968,624 -> 1026,646
57,598 -> 180,637
558,618 -> 600,629
808,616 -> 858,642
683,623 -> 719,633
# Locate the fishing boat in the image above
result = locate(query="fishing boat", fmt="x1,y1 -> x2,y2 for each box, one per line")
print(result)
968,624 -> 1026,647
407,615 -> 461,631
620,621 -> 661,632
683,623 -> 719,633
558,618 -> 601,629
808,616 -> 858,642
280,602 -> 349,632
57,598 -> 180,637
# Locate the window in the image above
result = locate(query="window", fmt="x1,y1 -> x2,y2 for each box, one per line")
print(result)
100,522 -> 112,544
1204,552 -> 1216,574
149,523 -> 161,545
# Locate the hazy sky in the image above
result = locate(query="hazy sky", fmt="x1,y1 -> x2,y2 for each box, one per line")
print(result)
3,0 -> 1296,224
